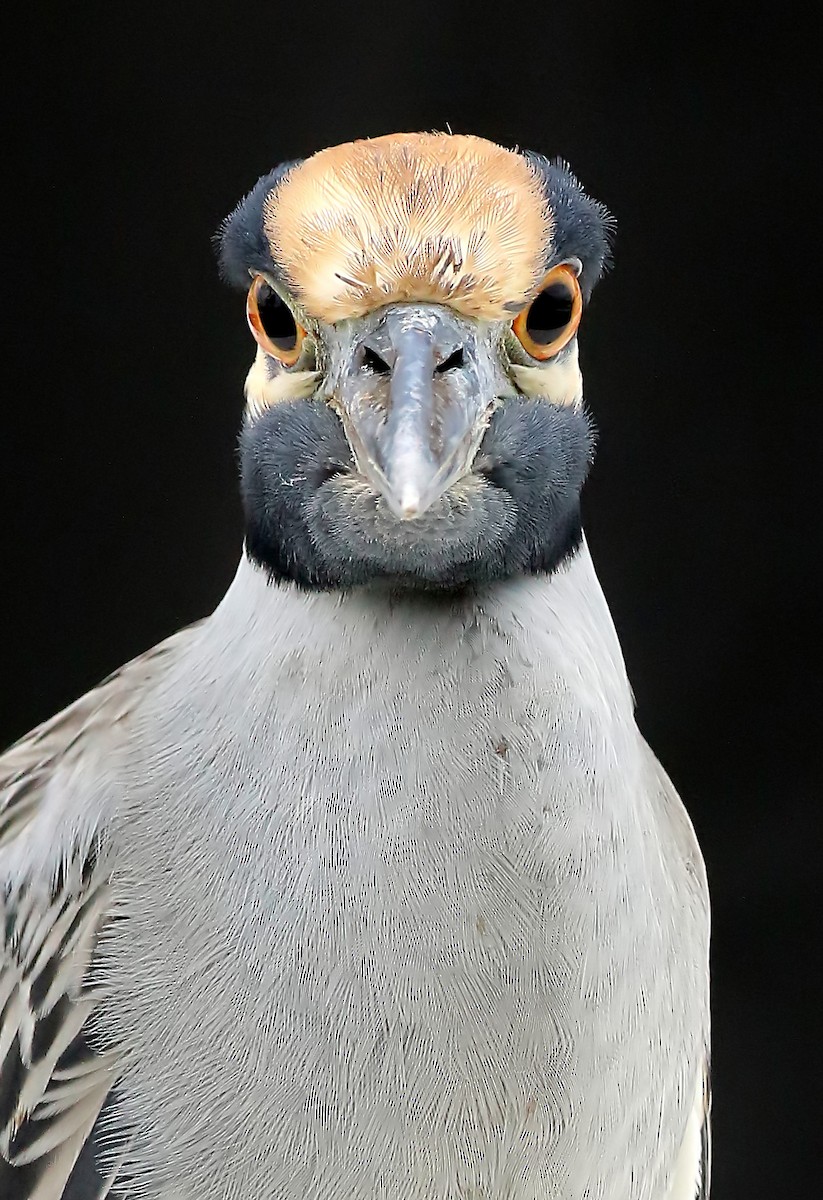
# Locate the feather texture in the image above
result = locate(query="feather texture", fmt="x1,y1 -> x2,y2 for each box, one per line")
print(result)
265,133 -> 552,323
0,553 -> 710,1198
0,625 -> 203,1198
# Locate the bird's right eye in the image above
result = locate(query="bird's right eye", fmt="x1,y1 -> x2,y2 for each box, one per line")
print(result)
246,275 -> 306,366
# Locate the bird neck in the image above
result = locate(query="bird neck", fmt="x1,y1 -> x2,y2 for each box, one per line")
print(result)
209,543 -> 634,739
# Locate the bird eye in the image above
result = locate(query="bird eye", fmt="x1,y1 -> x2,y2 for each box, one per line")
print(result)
512,264 -> 582,361
246,275 -> 306,366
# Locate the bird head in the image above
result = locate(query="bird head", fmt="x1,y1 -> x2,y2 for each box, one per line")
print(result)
218,133 -> 612,591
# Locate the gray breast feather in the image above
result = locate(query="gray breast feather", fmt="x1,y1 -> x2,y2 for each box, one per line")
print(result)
0,553 -> 711,1199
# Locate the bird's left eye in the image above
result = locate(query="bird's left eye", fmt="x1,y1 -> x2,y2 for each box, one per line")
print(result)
512,264 -> 582,361
246,275 -> 307,366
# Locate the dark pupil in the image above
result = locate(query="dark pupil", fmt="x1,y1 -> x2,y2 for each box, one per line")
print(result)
525,282 -> 573,344
257,282 -> 298,351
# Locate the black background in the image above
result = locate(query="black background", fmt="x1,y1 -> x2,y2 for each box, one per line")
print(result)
3,4 -> 819,1195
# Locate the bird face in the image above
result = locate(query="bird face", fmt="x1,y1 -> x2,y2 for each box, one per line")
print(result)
219,134 -> 612,591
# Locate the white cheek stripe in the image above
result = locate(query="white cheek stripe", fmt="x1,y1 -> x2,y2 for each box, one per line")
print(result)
244,351 -> 320,420
510,341 -> 583,408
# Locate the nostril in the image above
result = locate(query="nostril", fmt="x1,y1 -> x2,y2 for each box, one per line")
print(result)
361,346 -> 392,375
435,347 -> 464,374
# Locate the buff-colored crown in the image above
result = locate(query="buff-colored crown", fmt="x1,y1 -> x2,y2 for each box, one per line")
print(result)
264,133 -> 551,323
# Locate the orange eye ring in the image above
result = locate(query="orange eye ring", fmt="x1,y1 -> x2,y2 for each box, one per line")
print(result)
246,274 -> 307,366
512,264 -> 583,361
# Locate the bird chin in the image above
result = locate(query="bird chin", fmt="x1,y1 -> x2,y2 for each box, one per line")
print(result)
240,396 -> 592,592
306,472 -> 518,591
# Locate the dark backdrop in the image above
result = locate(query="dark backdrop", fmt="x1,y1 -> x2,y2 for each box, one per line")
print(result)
3,4 -> 819,1196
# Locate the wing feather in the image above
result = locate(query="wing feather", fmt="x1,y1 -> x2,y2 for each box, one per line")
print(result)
0,622 -> 203,1197
698,1061 -> 711,1199
641,739 -> 711,1199
1,622 -> 203,851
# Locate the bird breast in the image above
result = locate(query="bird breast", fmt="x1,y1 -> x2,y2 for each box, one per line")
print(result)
94,549 -> 701,1200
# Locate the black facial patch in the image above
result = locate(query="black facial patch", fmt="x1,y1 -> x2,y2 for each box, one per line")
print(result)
216,160 -> 302,290
523,154 -> 615,300
241,397 -> 593,592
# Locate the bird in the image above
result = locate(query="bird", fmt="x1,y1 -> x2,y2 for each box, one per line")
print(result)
0,132 -> 710,1200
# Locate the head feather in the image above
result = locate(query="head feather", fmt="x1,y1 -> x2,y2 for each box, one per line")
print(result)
263,133 -> 552,323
